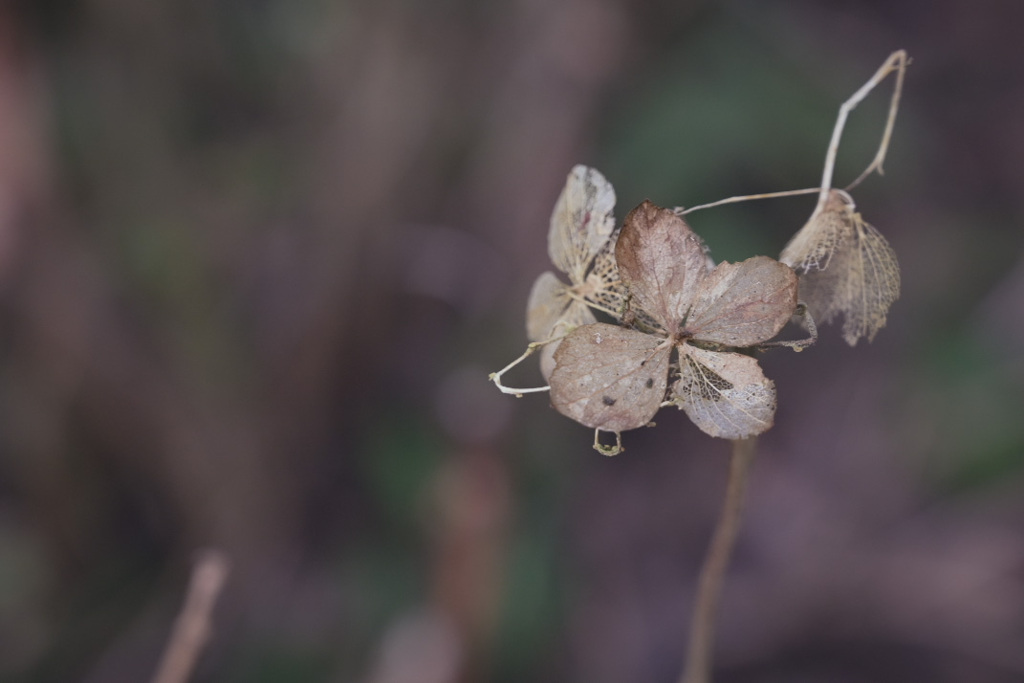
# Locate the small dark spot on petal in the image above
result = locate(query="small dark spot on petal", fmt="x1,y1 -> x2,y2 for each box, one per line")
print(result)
602,396 -> 617,406
645,378 -> 654,389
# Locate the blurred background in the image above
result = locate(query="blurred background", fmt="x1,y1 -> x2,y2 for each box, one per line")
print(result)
1,0 -> 1023,681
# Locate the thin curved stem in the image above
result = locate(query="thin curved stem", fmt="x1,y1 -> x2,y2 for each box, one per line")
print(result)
679,52 -> 908,235
844,51 -> 909,192
488,340 -> 557,396
680,437 -> 757,683
814,50 -> 908,219
756,303 -> 818,352
151,550 -> 230,683
676,187 -> 821,216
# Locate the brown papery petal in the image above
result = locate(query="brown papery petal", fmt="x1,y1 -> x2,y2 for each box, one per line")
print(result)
673,346 -> 776,439
543,305 -> 598,381
616,201 -> 709,330
526,272 -> 596,342
526,272 -> 570,342
548,166 -> 617,284
799,215 -> 900,346
780,190 -> 852,272
780,190 -> 900,346
582,236 -> 628,318
550,323 -> 671,433
684,256 -> 798,347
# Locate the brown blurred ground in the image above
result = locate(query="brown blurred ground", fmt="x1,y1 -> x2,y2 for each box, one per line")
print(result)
0,1 -> 1023,682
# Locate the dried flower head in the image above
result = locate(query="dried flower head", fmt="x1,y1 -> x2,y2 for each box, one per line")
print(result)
526,165 -> 627,378
549,201 -> 798,450
781,189 -> 900,345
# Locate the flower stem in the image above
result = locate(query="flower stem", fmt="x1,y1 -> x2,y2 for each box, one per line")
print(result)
680,437 -> 758,683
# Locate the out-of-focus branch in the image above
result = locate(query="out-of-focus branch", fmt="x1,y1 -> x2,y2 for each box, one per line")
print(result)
150,550 -> 231,683
681,438 -> 757,683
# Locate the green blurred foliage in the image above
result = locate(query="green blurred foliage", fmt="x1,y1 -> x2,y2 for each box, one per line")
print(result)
919,330 -> 1024,495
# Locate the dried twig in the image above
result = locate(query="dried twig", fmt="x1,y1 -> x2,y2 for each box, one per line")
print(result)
678,50 -> 907,222
676,187 -> 821,216
488,339 -> 556,396
814,50 -> 908,218
681,438 -> 757,683
150,550 -> 231,683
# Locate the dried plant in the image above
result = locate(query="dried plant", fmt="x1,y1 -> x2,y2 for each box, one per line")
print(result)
526,165 -> 627,379
491,166 -> 631,395
782,50 -> 907,345
781,188 -> 900,344
490,50 -> 909,683
549,201 -> 798,452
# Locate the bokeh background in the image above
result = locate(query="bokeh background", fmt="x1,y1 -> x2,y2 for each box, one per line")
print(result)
1,1 -> 1023,681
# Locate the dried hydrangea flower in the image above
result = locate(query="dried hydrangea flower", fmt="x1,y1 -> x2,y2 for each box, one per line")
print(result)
526,166 -> 625,376
549,201 -> 798,450
525,165 -> 629,379
781,189 -> 900,345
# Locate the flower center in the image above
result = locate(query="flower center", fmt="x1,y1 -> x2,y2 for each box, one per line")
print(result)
574,273 -> 603,299
672,329 -> 694,345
